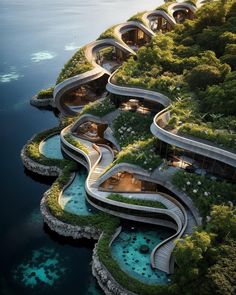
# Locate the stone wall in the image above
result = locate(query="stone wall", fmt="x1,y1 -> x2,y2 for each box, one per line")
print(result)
92,243 -> 137,295
41,190 -> 137,295
40,191 -> 102,240
20,144 -> 61,177
30,95 -> 54,108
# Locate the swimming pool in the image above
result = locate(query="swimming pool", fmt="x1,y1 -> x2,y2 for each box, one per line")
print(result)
40,134 -> 64,160
59,171 -> 93,216
111,223 -> 173,285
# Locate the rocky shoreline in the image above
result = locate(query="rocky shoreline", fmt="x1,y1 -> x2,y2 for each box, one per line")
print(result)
40,191 -> 102,240
21,144 -> 60,177
92,243 -> 137,295
30,95 -> 54,108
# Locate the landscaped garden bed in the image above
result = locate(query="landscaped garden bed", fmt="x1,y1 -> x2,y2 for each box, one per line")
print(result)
56,48 -> 93,84
112,111 -> 153,147
107,193 -> 166,209
111,138 -> 162,171
172,170 -> 236,218
166,98 -> 236,152
80,97 -> 116,117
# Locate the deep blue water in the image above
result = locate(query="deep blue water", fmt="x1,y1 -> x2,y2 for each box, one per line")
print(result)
0,0 -> 162,294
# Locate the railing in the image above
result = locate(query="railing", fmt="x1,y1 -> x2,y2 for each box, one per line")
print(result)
52,0 -> 213,276
152,108 -> 236,168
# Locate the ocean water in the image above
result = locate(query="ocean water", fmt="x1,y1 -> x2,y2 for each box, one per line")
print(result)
0,0 -> 163,294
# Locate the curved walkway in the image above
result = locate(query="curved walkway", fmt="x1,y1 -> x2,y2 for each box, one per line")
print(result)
51,0 -> 218,276
54,1 -> 200,116
151,109 -> 236,168
60,116 -> 195,274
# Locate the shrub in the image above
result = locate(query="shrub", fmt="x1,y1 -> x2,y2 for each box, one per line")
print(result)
98,25 -> 116,40
112,138 -> 162,171
56,48 -> 92,84
186,64 -> 223,90
172,170 -> 236,218
113,111 -> 153,147
63,134 -> 89,154
128,11 -> 146,24
80,97 -> 116,117
25,127 -> 68,169
107,193 -> 166,209
37,87 -> 54,99
200,78 -> 236,116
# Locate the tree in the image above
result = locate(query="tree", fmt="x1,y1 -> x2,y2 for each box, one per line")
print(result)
204,239 -> 236,295
206,205 -> 236,241
171,231 -> 212,294
221,43 -> 236,70
201,78 -> 236,115
186,64 -> 223,90
171,205 -> 236,295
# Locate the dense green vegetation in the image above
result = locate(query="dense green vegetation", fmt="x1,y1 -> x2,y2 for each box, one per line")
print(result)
172,205 -> 236,295
31,2 -> 236,294
98,25 -> 117,40
112,138 -> 162,171
172,170 -> 236,218
37,87 -> 54,99
114,0 -> 236,145
111,111 -> 162,170
63,134 -> 89,154
113,111 -> 153,147
128,11 -> 146,24
80,97 -> 116,117
167,98 -> 236,151
56,48 -> 93,84
107,193 -> 166,209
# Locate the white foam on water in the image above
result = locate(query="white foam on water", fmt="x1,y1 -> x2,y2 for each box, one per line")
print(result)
30,51 -> 57,62
64,43 -> 81,51
0,71 -> 23,83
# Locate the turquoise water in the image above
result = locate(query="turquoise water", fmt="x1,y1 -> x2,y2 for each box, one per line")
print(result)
60,171 -> 92,216
111,224 -> 173,285
41,134 -> 64,160
13,247 -> 68,288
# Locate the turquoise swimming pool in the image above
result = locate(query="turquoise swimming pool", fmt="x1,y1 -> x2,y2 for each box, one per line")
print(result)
40,134 -> 64,160
111,223 -> 173,285
60,171 -> 92,216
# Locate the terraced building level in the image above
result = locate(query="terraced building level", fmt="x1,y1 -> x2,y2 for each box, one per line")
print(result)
24,0 -> 236,294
